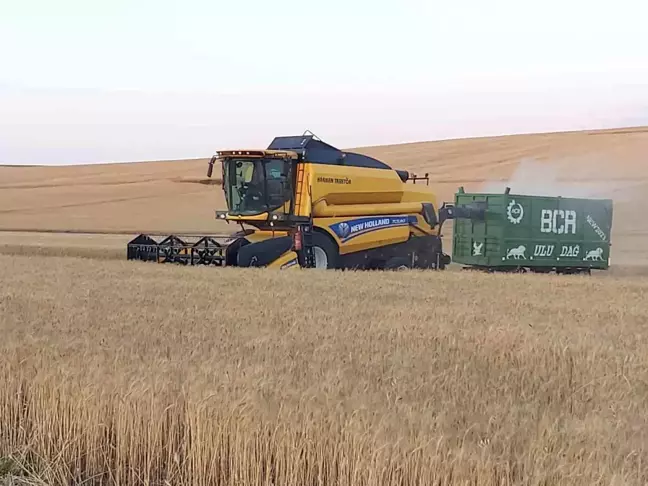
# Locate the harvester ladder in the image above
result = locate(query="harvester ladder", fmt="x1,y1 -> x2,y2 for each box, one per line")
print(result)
293,168 -> 316,268
302,181 -> 316,268
297,221 -> 316,268
294,163 -> 307,216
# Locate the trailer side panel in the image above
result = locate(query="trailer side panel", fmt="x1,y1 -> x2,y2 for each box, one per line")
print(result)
452,192 -> 613,271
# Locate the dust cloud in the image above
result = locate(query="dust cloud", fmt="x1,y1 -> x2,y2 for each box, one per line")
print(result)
478,156 -> 648,266
479,157 -> 638,203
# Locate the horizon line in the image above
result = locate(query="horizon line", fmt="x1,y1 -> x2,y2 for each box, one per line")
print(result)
3,124 -> 647,168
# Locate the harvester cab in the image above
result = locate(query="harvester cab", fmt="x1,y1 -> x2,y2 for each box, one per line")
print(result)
127,132 -> 484,270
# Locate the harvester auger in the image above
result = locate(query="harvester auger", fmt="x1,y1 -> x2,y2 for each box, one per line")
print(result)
127,132 -> 486,270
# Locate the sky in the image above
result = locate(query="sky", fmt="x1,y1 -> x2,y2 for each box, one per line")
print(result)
1,0 -> 647,165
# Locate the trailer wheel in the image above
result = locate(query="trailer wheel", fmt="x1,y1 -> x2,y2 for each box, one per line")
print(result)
530,267 -> 552,274
384,256 -> 412,270
312,232 -> 340,269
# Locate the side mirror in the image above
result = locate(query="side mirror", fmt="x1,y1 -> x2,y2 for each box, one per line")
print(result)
207,156 -> 216,178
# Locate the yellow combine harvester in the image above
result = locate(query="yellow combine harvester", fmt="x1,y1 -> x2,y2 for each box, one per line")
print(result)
127,132 -> 483,269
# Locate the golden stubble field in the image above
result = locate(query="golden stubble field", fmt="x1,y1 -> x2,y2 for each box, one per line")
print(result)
1,254 -> 648,485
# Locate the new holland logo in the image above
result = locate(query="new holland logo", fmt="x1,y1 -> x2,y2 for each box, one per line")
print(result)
337,222 -> 351,239
330,216 -> 416,242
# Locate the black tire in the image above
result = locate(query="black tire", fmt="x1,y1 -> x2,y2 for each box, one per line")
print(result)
530,267 -> 552,274
311,232 -> 340,269
236,236 -> 293,267
225,237 -> 250,266
384,256 -> 413,270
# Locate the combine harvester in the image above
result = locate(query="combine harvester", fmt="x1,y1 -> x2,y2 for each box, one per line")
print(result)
127,132 -> 613,274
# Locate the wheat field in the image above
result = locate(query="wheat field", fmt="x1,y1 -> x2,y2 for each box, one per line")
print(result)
2,127 -> 648,485
1,254 -> 648,485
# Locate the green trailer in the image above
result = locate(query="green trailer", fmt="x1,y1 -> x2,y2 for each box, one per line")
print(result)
451,188 -> 613,274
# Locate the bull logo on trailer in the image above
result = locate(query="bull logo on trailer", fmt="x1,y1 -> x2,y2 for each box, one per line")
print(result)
505,245 -> 527,260
583,247 -> 604,261
506,200 -> 524,224
473,241 -> 483,256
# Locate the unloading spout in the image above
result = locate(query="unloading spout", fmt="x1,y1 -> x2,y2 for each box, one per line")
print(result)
436,201 -> 487,236
438,201 -> 487,223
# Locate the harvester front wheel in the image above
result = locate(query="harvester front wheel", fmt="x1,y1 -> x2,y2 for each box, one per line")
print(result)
311,232 -> 339,269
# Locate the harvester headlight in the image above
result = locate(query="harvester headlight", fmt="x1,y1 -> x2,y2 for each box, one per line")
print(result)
215,211 -> 228,219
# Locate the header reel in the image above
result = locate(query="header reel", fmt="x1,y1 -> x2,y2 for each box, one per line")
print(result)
127,234 -> 231,266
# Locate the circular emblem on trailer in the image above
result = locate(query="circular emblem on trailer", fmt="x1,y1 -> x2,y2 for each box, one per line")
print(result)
337,222 -> 351,238
506,200 -> 524,224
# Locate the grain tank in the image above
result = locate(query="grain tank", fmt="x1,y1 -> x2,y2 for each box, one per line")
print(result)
451,188 -> 613,274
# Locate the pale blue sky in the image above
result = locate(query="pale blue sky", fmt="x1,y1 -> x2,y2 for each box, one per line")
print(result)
1,0 -> 647,165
